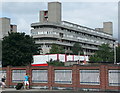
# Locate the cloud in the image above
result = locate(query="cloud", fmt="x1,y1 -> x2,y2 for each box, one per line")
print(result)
2,2 -> 47,15
2,0 -> 120,2
1,2 -> 47,35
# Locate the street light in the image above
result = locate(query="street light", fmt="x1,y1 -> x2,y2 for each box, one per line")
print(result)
114,42 -> 116,64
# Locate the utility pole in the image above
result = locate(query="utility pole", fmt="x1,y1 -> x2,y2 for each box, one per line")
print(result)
83,50 -> 86,64
114,42 -> 116,64
78,51 -> 80,64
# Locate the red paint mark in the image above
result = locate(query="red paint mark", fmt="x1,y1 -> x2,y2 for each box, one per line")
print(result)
31,64 -> 48,66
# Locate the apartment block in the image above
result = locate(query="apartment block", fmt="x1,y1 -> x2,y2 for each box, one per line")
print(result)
31,2 -> 116,55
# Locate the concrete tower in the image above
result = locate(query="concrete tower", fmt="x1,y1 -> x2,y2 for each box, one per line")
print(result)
0,17 -> 10,39
0,17 -> 17,40
103,22 -> 113,35
39,2 -> 61,23
48,2 -> 61,23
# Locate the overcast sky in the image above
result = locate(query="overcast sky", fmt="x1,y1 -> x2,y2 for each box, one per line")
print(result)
1,0 -> 118,39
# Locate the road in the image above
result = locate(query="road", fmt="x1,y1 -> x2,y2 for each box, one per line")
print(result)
0,88 -> 119,93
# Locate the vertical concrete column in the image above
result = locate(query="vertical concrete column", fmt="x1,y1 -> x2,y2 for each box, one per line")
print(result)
40,11 -> 45,23
6,66 -> 11,88
48,65 -> 54,90
72,65 -> 79,91
100,65 -> 107,91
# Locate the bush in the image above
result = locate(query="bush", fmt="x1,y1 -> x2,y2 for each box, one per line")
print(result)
47,60 -> 64,66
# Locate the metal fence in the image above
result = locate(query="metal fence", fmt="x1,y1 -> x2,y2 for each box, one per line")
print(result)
12,70 -> 26,83
55,70 -> 72,84
32,70 -> 48,83
80,70 -> 100,85
108,70 -> 120,86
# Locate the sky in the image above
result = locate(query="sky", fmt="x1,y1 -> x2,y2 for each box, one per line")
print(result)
0,0 -> 119,40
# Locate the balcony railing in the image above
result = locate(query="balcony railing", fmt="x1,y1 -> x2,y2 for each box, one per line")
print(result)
61,21 -> 112,37
31,21 -> 115,41
35,40 -> 72,46
35,40 -> 99,50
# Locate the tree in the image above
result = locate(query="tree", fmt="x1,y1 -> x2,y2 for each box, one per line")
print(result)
89,55 -> 102,63
50,44 -> 65,54
71,43 -> 83,55
2,32 -> 37,67
89,44 -> 114,63
116,46 -> 120,63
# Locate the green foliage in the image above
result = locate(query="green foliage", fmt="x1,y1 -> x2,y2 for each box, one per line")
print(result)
2,32 -> 37,67
89,44 -> 114,63
89,55 -> 103,63
47,60 -> 64,66
116,46 -> 120,62
50,44 -> 65,54
71,43 -> 83,55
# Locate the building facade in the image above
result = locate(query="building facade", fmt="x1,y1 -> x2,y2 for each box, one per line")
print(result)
31,2 -> 116,55
0,17 -> 17,40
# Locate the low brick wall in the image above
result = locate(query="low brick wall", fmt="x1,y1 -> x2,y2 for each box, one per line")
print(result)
1,64 -> 120,91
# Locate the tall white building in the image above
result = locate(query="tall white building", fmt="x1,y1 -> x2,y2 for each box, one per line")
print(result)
31,2 -> 116,55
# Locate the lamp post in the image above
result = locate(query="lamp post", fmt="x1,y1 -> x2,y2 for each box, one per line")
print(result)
114,42 -> 116,64
78,51 -> 80,64
83,50 -> 86,64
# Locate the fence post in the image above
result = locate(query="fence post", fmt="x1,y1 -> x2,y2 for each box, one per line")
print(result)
72,65 -> 79,91
6,66 -> 12,88
48,65 -> 54,90
100,65 -> 107,91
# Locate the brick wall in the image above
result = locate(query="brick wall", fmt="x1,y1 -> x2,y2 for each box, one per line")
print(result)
1,64 -> 120,91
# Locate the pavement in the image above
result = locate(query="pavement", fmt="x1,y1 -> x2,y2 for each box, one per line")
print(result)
0,88 -> 120,93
